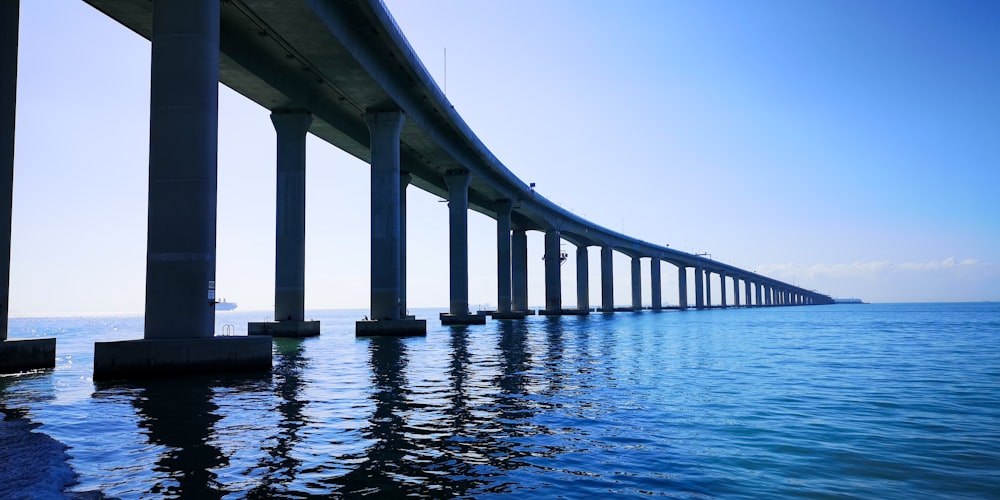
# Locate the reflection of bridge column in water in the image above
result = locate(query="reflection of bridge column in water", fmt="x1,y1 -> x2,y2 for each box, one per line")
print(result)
132,381 -> 226,499
246,338 -> 309,497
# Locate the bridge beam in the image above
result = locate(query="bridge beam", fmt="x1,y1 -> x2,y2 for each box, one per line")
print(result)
631,257 -> 642,311
249,112 -> 320,337
540,230 -> 562,314
357,109 -> 425,336
650,259 -> 662,311
601,246 -> 614,312
441,170 -> 484,325
94,0 -> 271,379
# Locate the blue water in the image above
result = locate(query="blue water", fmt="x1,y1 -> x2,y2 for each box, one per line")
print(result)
2,303 -> 999,498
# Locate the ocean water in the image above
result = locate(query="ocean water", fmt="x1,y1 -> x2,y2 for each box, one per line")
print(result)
1,303 -> 999,499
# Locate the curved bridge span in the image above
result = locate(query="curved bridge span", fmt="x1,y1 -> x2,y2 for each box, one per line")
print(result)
1,1 -> 833,377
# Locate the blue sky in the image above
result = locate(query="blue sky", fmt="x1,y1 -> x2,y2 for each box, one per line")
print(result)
9,0 -> 999,315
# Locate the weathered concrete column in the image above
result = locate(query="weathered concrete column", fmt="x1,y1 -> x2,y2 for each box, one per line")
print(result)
744,280 -> 752,307
94,0 -> 271,379
757,283 -> 764,307
576,245 -> 590,312
0,0 -> 56,374
694,267 -> 704,309
678,266 -> 688,310
511,229 -> 529,312
705,270 -> 712,308
542,230 -> 562,314
495,199 -> 513,314
720,273 -> 728,308
630,257 -> 642,311
441,170 -> 484,325
601,246 -> 614,312
650,259 -> 662,311
356,110 -> 425,336
249,112 -> 320,337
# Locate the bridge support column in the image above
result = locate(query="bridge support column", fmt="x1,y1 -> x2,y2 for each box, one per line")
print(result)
678,266 -> 688,310
744,280 -> 752,307
399,172 -> 411,317
357,109 -> 425,336
575,245 -> 590,314
705,270 -> 712,308
0,0 -> 56,374
720,273 -> 728,308
733,277 -> 741,307
95,0 -> 271,379
540,230 -> 562,314
249,112 -> 319,338
631,257 -> 642,311
441,170 -> 484,325
651,259 -> 662,311
757,283 -> 764,307
601,246 -> 614,312
511,229 -> 531,314
491,200 -> 524,319
694,267 -> 704,309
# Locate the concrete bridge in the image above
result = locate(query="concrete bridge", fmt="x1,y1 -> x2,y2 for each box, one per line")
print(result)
0,0 -> 833,378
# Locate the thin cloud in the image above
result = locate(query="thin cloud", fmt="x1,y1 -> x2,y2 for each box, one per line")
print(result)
758,258 -> 983,280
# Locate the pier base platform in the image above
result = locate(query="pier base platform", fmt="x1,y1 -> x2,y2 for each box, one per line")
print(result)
490,311 -> 528,320
248,320 -> 320,337
93,336 -> 273,381
440,313 -> 487,325
356,319 -> 426,337
0,338 -> 56,374
539,309 -> 590,316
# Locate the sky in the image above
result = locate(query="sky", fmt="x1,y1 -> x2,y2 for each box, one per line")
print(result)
8,0 -> 1000,315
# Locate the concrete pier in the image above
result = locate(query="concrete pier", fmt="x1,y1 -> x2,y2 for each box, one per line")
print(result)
94,0 -> 270,378
601,246 -> 614,312
94,336 -> 272,381
720,273 -> 727,308
491,201 -> 525,320
357,109 -> 425,336
0,0 -> 56,374
576,245 -> 590,313
249,111 -> 320,337
511,229 -> 530,314
540,230 -> 562,314
733,277 -> 741,307
400,172 -> 411,317
678,266 -> 688,310
705,270 -> 712,308
694,267 -> 704,309
650,259 -> 662,310
0,338 -> 56,374
630,257 -> 642,311
440,170 -> 484,325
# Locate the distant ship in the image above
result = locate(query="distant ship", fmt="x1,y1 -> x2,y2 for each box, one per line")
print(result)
833,298 -> 866,304
215,299 -> 238,311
